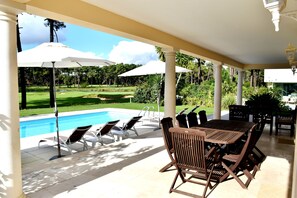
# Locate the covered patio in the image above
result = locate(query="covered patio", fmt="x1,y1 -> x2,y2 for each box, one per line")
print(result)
21,111 -> 294,197
0,0 -> 297,197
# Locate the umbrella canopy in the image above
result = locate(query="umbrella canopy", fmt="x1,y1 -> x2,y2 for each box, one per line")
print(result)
17,42 -> 114,159
118,60 -> 191,77
119,60 -> 191,127
18,42 -> 115,67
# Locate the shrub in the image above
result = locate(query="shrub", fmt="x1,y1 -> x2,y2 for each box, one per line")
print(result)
180,82 -> 214,107
222,93 -> 236,109
80,82 -> 89,88
184,97 -> 200,106
133,82 -> 159,103
245,92 -> 281,115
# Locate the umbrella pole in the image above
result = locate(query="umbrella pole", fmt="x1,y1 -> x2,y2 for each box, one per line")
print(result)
157,93 -> 160,127
50,61 -> 63,160
157,74 -> 164,128
153,75 -> 162,131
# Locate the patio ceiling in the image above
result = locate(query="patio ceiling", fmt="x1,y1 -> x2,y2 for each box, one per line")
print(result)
15,0 -> 297,69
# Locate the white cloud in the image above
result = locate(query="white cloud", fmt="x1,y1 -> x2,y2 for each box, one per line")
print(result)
108,41 -> 158,64
18,13 -> 66,45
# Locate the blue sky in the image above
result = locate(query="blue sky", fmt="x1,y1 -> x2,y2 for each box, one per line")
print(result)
62,24 -> 131,59
18,13 -> 158,64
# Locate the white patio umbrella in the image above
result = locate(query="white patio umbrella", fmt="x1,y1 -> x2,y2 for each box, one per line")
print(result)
18,42 -> 115,159
119,60 -> 191,76
118,60 -> 192,126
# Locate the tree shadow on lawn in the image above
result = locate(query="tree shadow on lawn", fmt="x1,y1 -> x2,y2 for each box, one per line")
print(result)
24,96 -> 130,109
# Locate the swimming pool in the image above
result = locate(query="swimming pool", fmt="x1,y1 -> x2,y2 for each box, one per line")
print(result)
20,111 -> 130,138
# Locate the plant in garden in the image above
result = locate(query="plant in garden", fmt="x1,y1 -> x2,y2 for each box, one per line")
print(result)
245,92 -> 281,115
180,81 -> 214,107
133,82 -> 158,103
222,93 -> 236,109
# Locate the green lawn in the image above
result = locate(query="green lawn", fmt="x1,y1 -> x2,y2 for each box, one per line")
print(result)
19,87 -> 214,117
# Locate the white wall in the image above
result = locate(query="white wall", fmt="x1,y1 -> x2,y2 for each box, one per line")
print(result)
264,69 -> 297,83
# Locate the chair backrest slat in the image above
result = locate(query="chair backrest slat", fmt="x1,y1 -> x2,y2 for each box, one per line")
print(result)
169,127 -> 206,171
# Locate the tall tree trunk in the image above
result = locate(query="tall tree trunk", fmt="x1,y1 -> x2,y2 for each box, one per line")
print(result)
254,70 -> 259,87
197,58 -> 202,85
230,67 -> 235,82
250,70 -> 254,87
207,66 -> 211,81
49,19 -> 55,108
17,16 -> 27,109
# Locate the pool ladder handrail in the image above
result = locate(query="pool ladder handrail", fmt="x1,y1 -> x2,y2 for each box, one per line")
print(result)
138,106 -> 157,122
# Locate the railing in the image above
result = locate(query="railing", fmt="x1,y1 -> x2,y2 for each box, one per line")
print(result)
138,106 -> 159,123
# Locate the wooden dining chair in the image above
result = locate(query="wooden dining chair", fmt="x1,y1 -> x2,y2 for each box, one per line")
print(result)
169,127 -> 225,198
187,111 -> 199,127
159,117 -> 175,172
220,124 -> 259,189
251,115 -> 267,166
198,110 -> 208,125
237,115 -> 267,170
175,113 -> 188,128
275,108 -> 296,137
229,105 -> 249,122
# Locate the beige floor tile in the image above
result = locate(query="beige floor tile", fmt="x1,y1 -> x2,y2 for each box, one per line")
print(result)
22,113 -> 294,198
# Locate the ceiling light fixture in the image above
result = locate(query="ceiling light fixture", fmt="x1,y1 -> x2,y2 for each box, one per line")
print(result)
263,0 -> 287,31
285,43 -> 297,75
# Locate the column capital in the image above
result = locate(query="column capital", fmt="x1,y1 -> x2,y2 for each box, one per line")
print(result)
161,47 -> 178,53
212,60 -> 223,66
0,0 -> 25,15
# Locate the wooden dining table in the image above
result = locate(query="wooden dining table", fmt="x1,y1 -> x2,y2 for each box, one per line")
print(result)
199,119 -> 255,132
192,119 -> 256,144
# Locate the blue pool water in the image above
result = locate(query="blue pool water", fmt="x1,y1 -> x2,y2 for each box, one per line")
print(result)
20,111 -> 130,138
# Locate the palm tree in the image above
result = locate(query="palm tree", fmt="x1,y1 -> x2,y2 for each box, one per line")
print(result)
44,18 -> 66,107
196,57 -> 206,84
155,46 -> 165,61
175,52 -> 194,66
44,19 -> 66,42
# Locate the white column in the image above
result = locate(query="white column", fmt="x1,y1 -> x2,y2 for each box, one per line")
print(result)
293,109 -> 297,197
213,63 -> 222,119
0,3 -> 25,198
163,49 -> 176,119
236,70 -> 244,105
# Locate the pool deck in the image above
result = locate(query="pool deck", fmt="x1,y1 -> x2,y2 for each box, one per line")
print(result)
21,109 -> 295,198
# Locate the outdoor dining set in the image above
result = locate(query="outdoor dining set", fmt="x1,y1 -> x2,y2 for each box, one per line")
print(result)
159,105 -> 271,197
36,104 -> 295,197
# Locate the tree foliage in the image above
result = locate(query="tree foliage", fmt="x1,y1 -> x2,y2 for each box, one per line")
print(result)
18,45 -> 277,109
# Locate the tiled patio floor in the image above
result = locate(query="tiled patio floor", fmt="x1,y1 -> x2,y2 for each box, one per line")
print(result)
21,112 -> 295,198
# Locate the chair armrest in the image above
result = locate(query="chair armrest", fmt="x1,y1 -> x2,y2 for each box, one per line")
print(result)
57,136 -> 68,145
112,125 -> 123,131
85,129 -> 99,137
